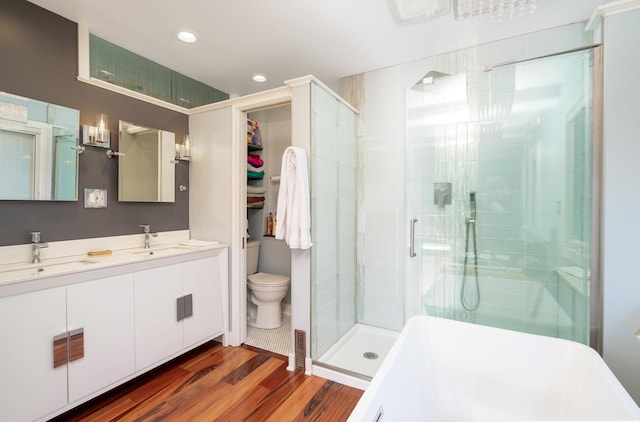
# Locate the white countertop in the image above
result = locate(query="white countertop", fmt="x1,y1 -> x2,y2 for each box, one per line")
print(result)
0,233 -> 228,298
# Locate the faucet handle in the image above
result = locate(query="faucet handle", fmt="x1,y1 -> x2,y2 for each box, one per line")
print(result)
30,231 -> 41,242
139,224 -> 150,233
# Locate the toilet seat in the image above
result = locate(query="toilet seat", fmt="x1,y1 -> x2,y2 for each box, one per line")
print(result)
248,272 -> 289,287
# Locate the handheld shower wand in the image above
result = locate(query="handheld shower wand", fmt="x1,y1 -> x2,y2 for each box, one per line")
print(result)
461,191 -> 480,311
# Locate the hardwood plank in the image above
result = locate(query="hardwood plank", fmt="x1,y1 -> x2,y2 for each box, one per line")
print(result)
262,375 -> 329,422
164,357 -> 284,420
52,342 -> 364,422
243,368 -> 309,421
296,380 -> 363,421
221,354 -> 271,385
118,348 -> 258,420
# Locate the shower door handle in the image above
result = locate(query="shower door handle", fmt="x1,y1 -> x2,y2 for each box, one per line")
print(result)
409,218 -> 418,258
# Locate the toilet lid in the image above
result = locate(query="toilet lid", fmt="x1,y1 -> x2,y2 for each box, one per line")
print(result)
248,272 -> 290,286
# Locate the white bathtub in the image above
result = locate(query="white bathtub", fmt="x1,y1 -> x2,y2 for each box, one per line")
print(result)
348,316 -> 640,421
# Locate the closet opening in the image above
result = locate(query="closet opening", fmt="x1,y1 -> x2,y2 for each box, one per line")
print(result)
243,104 -> 293,356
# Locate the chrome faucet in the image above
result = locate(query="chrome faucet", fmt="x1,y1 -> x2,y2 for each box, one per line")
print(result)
139,224 -> 158,249
30,231 -> 49,264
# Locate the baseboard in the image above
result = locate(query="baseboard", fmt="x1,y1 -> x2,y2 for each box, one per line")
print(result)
312,364 -> 369,390
287,353 -> 296,372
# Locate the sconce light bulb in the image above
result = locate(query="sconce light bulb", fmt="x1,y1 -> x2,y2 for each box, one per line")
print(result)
184,135 -> 191,157
96,114 -> 108,144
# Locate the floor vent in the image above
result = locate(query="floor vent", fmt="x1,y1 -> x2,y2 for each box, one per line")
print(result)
294,329 -> 306,370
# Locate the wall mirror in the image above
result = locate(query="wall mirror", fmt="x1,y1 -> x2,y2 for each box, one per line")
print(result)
0,92 -> 80,201
118,121 -> 175,202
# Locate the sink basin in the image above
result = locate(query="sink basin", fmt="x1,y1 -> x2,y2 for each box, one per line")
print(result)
130,245 -> 192,257
0,259 -> 98,283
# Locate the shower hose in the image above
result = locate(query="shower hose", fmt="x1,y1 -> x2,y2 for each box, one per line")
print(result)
461,214 -> 480,311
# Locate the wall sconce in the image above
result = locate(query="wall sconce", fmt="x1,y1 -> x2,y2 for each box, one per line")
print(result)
70,145 -> 85,154
82,113 -> 111,148
106,149 -> 125,159
175,135 -> 191,161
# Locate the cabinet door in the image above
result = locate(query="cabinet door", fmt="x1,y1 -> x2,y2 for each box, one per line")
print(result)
134,264 -> 183,370
182,257 -> 224,347
67,274 -> 135,403
0,288 -> 67,421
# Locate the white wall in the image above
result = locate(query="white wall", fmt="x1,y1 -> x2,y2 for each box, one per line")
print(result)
602,6 -> 640,404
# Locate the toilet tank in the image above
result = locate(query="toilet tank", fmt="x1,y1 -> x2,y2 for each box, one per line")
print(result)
247,240 -> 260,275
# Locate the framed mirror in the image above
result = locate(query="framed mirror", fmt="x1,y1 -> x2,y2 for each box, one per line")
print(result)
0,92 -> 80,201
118,121 -> 175,202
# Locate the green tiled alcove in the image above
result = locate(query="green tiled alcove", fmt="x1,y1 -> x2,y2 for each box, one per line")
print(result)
90,35 -> 228,108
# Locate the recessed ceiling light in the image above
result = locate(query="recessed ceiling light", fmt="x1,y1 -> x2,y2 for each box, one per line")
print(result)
176,30 -> 197,43
252,74 -> 267,83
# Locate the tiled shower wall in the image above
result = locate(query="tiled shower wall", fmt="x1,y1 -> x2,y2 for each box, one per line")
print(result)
351,23 -> 594,332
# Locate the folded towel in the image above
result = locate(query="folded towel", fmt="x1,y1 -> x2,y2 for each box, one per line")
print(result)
247,193 -> 265,198
247,196 -> 265,203
248,154 -> 263,166
247,162 -> 264,172
248,170 -> 265,179
179,239 -> 219,247
247,201 -> 264,208
247,185 -> 266,194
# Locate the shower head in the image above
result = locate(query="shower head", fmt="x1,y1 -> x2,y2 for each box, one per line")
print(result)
411,70 -> 450,91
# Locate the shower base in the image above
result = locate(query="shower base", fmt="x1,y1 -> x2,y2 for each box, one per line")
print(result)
317,323 -> 399,379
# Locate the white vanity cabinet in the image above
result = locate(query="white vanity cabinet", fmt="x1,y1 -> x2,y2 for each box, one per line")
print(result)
66,274 -> 135,403
0,287 -> 68,421
0,244 -> 228,422
182,256 -> 225,348
0,274 -> 135,422
135,255 -> 226,371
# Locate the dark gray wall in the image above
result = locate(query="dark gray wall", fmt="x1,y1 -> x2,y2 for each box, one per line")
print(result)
0,0 -> 190,246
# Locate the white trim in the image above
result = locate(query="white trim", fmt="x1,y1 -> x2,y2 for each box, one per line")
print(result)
287,353 -> 296,372
76,74 -> 295,117
189,86 -> 291,115
77,76 -> 191,114
586,0 -> 640,31
77,24 -> 90,79
285,75 -> 359,114
305,357 -> 314,376
311,364 -> 369,390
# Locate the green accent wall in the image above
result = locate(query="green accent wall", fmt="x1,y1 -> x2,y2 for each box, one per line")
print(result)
90,35 -> 229,108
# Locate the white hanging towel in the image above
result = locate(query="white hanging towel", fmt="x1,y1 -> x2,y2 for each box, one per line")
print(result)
275,146 -> 312,249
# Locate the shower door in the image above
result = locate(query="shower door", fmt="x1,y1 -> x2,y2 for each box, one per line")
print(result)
407,48 -> 597,345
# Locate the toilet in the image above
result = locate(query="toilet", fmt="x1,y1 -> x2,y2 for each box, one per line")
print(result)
246,240 -> 290,329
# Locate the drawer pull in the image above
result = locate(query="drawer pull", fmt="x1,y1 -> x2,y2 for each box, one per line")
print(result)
53,332 -> 68,369
69,328 -> 84,363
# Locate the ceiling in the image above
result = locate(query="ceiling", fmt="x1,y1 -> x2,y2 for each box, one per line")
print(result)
27,0 -> 606,97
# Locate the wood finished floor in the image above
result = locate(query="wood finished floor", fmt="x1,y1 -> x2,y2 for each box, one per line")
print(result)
51,342 -> 363,422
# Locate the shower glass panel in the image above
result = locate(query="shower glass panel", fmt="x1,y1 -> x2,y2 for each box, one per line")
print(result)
407,49 -> 594,344
310,82 -> 358,361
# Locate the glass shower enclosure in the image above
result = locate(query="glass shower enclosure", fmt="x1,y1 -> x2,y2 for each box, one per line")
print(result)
311,40 -> 600,380
407,48 -> 597,346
